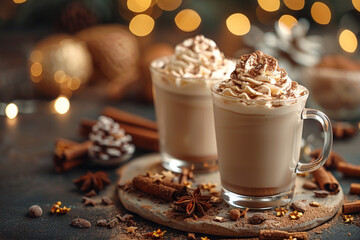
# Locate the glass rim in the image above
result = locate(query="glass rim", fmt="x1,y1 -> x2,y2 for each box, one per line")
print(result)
149,55 -> 235,81
211,81 -> 309,104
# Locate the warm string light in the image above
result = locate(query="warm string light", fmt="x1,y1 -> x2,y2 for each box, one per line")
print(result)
258,0 -> 280,12
278,15 -> 298,34
13,0 -> 27,4
352,0 -> 360,12
30,62 -> 42,82
339,29 -> 358,53
156,0 -> 182,11
175,9 -> 201,32
54,96 -> 70,115
311,2 -> 331,25
127,0 -> 151,13
5,103 -> 18,119
283,0 -> 305,11
226,13 -> 250,36
129,14 -> 155,36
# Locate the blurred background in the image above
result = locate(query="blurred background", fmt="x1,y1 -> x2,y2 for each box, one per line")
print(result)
0,0 -> 359,120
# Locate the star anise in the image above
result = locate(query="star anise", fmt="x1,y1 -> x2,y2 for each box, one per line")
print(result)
173,187 -> 212,218
73,171 -> 111,192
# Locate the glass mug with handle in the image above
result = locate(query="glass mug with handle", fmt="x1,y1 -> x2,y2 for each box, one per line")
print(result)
211,82 -> 332,209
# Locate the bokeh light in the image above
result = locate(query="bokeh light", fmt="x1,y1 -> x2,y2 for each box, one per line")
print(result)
30,61 -> 42,83
30,50 -> 43,62
283,0 -> 305,11
278,15 -> 298,34
258,0 -> 280,12
54,70 -> 66,83
54,96 -> 70,115
157,0 -> 182,11
339,29 -> 358,53
5,103 -> 18,119
175,9 -> 201,32
311,2 -> 331,25
127,0 -> 151,13
129,14 -> 155,36
226,13 -> 250,36
353,0 -> 360,12
68,77 -> 81,91
13,0 -> 27,4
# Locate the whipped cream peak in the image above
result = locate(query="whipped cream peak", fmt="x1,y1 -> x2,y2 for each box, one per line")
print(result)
162,35 -> 233,79
216,50 -> 306,103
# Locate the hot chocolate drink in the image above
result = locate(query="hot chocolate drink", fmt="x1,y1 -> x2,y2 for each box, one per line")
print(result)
150,35 -> 234,172
212,51 -> 332,208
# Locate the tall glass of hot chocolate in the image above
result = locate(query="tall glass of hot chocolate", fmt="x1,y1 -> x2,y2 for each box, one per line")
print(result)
211,51 -> 333,209
150,35 -> 234,172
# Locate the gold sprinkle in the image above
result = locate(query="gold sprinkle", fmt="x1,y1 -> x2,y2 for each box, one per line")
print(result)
343,215 -> 354,223
289,210 -> 303,220
275,207 -> 288,217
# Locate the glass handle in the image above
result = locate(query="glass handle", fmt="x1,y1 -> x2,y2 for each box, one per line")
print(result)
296,108 -> 333,173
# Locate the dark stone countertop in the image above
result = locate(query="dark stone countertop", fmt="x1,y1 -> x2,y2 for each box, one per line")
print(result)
0,97 -> 359,240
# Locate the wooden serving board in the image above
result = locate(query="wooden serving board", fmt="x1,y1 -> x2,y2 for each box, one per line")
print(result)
117,154 -> 343,237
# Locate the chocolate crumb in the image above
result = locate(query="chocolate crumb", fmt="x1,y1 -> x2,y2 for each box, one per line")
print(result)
82,196 -> 96,206
97,219 -> 107,227
187,232 -> 196,240
303,181 -> 318,190
291,201 -> 307,212
213,216 -> 226,222
28,205 -> 42,218
248,213 -> 266,224
85,190 -> 97,197
70,218 -> 91,228
117,214 -> 134,222
107,218 -> 119,229
101,196 -> 113,205
310,201 -> 321,207
229,209 -> 240,220
314,190 -> 330,198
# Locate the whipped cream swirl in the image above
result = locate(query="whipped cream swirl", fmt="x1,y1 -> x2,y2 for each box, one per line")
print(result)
162,35 -> 233,78
216,51 -> 306,101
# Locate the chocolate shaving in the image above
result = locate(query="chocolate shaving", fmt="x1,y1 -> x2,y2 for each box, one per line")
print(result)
70,218 -> 91,228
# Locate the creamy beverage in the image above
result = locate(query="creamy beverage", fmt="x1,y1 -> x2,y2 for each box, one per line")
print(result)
212,51 -> 332,208
150,35 -> 234,172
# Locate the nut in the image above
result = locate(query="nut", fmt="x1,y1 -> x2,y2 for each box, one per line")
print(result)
28,205 -> 43,218
302,181 -> 318,190
314,190 -> 330,198
291,201 -> 307,212
229,209 -> 241,220
248,213 -> 266,225
70,218 -> 91,228
309,201 -> 321,207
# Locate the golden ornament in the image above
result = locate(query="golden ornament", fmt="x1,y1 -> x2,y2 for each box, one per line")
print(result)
29,34 -> 93,97
76,24 -> 140,99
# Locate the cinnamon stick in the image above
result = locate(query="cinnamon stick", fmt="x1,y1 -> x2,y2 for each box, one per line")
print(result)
101,106 -> 157,131
132,175 -> 186,202
342,200 -> 360,214
259,230 -> 308,240
310,149 -> 346,169
312,166 -> 339,193
79,118 -> 159,151
54,138 -> 92,172
337,162 -> 360,178
350,183 -> 360,195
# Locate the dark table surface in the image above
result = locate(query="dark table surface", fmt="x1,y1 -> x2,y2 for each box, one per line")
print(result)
1,94 -> 360,240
